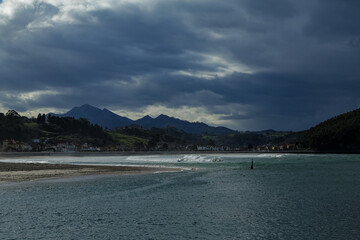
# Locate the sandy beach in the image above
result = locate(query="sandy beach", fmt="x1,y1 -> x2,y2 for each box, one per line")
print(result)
0,162 -> 179,183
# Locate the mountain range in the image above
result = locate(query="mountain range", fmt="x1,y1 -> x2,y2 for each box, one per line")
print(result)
48,104 -> 236,135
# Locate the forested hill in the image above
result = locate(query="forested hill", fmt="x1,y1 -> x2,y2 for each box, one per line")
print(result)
305,108 -> 360,151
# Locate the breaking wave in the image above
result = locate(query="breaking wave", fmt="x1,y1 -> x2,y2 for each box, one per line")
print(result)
177,155 -> 223,163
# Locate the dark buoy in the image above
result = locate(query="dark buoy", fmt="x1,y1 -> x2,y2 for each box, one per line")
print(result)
250,160 -> 254,169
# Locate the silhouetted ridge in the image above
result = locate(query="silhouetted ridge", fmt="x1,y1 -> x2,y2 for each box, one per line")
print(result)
49,104 -> 133,129
305,108 -> 360,151
48,104 -> 236,135
136,114 -> 235,135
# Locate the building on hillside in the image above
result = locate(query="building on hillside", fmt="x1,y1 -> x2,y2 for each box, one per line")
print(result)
56,143 -> 76,152
2,139 -> 32,152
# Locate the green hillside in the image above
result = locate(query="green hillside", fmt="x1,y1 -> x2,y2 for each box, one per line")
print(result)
305,108 -> 360,151
107,132 -> 148,148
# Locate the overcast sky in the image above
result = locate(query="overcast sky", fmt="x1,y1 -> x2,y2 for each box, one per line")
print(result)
0,0 -> 359,131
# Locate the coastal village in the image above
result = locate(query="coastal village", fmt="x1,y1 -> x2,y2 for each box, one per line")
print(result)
0,138 -> 304,153
1,138 -> 102,152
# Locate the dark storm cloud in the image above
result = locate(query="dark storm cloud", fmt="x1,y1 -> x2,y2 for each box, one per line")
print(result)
305,0 -> 360,38
0,0 -> 359,130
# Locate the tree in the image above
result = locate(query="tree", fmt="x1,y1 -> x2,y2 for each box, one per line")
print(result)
6,110 -> 21,118
37,114 -> 46,124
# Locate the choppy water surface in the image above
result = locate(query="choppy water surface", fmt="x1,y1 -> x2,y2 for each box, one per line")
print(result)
1,153 -> 360,239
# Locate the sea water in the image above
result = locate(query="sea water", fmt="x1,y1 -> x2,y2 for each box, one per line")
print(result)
0,153 -> 359,239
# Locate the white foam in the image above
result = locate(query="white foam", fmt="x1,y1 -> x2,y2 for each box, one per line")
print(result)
177,155 -> 223,163
256,154 -> 286,158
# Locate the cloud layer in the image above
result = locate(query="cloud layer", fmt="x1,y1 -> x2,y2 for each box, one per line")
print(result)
0,0 -> 359,130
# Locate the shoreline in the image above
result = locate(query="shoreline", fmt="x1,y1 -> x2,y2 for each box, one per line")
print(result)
0,151 -> 358,183
0,162 -> 180,184
0,150 -> 358,159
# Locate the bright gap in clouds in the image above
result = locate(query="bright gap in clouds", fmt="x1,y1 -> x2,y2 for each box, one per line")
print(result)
113,104 -> 242,129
